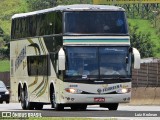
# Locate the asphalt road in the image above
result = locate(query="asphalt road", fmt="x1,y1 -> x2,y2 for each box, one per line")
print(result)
0,103 -> 160,118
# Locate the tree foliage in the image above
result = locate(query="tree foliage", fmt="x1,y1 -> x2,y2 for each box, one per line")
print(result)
130,24 -> 154,58
26,0 -> 56,11
0,34 -> 10,59
27,0 -> 93,11
57,0 -> 92,5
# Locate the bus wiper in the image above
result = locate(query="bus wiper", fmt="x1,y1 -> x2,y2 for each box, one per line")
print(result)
74,77 -> 97,81
87,78 -> 98,81
101,77 -> 130,80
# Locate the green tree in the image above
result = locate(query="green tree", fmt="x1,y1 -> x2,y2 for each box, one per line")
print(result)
0,27 -> 10,59
27,0 -> 56,11
57,0 -> 92,5
27,0 -> 93,11
130,24 -> 154,58
0,27 -> 3,37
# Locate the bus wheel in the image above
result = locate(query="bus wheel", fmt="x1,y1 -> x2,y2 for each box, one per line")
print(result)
107,103 -> 119,110
21,89 -> 26,110
18,85 -> 22,102
21,87 -> 33,110
50,87 -> 64,111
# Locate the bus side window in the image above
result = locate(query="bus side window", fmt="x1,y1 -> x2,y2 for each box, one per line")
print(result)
27,55 -> 50,76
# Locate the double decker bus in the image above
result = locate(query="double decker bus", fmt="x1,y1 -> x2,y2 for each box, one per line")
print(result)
10,4 -> 140,110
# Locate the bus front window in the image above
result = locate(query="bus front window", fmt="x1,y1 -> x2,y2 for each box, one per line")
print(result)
99,47 -> 130,78
65,47 -> 131,80
65,47 -> 99,78
64,11 -> 128,35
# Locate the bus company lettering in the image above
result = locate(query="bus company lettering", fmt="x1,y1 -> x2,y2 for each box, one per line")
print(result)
102,84 -> 122,92
15,46 -> 26,71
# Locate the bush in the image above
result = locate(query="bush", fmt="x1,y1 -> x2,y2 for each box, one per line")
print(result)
130,24 -> 154,58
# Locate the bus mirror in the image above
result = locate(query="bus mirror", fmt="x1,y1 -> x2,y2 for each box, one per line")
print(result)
133,48 -> 141,69
58,48 -> 65,71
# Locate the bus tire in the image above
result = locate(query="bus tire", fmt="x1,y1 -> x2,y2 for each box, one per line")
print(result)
21,89 -> 26,110
18,83 -> 22,102
50,85 -> 64,111
21,86 -> 33,110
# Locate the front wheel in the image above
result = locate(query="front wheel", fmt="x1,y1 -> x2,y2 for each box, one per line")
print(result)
50,86 -> 64,111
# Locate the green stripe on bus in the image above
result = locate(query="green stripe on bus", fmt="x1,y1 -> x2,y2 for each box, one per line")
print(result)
64,39 -> 129,42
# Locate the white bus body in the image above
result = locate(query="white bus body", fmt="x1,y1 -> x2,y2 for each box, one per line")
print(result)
10,4 -> 140,110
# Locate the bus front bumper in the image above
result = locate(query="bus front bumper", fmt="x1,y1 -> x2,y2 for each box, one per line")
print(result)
60,93 -> 131,104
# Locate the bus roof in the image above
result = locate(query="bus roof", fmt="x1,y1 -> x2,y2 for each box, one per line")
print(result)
12,4 -> 125,19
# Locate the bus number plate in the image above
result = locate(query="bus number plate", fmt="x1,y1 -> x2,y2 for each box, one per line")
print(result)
94,97 -> 105,102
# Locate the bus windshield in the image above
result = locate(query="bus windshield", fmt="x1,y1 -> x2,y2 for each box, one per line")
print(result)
64,11 -> 128,35
65,46 -> 131,80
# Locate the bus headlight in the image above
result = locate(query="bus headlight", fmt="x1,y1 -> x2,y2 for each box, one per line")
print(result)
116,88 -> 131,94
65,88 -> 83,94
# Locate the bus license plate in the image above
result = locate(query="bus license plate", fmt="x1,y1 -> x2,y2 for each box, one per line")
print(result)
94,97 -> 105,102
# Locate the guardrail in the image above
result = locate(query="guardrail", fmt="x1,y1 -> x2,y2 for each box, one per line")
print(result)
0,72 -> 10,86
131,62 -> 160,105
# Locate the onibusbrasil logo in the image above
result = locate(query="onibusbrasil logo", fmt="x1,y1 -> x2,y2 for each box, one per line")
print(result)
1,112 -> 42,118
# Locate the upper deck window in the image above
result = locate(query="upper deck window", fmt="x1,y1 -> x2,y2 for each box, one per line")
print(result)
64,11 -> 128,35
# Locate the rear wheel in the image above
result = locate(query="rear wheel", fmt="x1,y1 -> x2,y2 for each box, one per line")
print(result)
18,84 -> 22,102
21,87 -> 34,110
21,89 -> 26,109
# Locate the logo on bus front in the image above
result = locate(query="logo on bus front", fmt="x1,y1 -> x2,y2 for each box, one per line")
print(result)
97,88 -> 102,94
